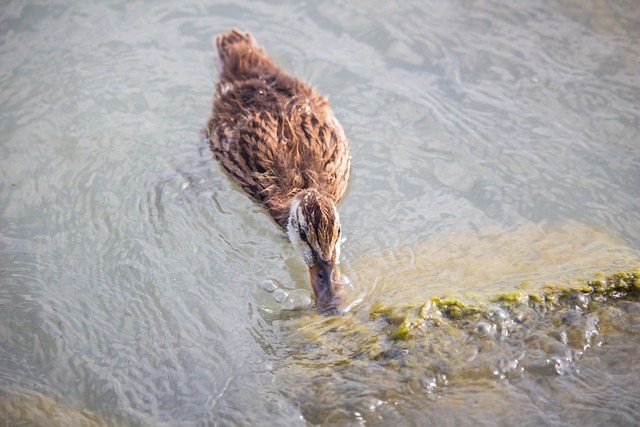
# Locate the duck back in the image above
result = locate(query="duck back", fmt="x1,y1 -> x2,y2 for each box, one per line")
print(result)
207,29 -> 351,229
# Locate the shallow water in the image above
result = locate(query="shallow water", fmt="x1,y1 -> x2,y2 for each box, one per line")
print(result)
1,0 -> 639,425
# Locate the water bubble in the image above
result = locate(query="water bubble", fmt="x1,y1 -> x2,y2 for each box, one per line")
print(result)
273,288 -> 288,303
281,290 -> 313,310
491,308 -> 509,323
549,356 -> 570,375
473,321 -> 493,337
260,279 -> 278,292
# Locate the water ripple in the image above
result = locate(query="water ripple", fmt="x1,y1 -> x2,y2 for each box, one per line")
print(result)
1,0 -> 639,424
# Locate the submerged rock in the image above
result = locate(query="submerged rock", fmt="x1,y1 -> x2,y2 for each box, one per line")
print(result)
276,268 -> 640,422
373,269 -> 632,353
0,388 -> 111,427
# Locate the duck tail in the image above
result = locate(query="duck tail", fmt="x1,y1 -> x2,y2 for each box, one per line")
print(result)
215,29 -> 278,82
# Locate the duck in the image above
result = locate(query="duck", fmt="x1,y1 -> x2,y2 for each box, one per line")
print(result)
205,29 -> 351,310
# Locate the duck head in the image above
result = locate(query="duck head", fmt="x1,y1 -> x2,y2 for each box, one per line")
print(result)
287,188 -> 346,310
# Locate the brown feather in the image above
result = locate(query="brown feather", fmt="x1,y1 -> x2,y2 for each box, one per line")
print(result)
206,29 -> 351,229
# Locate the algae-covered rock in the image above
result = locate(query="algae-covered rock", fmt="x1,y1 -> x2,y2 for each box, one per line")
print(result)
275,222 -> 640,411
276,267 -> 640,423
370,269 -> 639,346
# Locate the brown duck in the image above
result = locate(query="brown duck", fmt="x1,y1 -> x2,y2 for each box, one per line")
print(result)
206,29 -> 351,309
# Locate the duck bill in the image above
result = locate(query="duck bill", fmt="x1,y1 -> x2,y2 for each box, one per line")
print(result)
309,259 -> 345,309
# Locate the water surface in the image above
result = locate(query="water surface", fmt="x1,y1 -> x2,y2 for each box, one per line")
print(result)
1,0 -> 639,425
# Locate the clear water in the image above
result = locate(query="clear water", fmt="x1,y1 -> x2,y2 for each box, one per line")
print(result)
1,0 -> 639,425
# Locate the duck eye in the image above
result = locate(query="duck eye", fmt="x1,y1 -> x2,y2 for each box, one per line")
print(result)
299,228 -> 307,242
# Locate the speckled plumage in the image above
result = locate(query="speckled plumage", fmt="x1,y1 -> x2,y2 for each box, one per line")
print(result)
206,29 -> 350,229
205,29 -> 351,309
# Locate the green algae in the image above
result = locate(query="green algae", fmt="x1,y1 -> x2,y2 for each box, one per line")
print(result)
284,267 -> 640,367
377,268 -> 638,344
492,289 -> 530,304
429,297 -> 482,319
273,266 -> 640,424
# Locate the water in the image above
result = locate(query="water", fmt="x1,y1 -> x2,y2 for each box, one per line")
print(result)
1,0 -> 639,425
